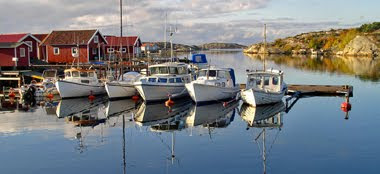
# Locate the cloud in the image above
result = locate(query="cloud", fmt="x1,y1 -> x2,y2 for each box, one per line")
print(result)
0,0 -> 366,45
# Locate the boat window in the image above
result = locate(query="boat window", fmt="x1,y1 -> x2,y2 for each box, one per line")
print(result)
159,67 -> 169,74
72,71 -> 79,77
148,78 -> 157,82
81,80 -> 90,84
140,78 -> 147,82
264,76 -> 270,86
217,71 -> 227,78
88,72 -> 95,77
158,78 -> 167,83
175,78 -> 182,83
65,71 -> 71,77
208,70 -> 217,77
199,70 -> 207,77
178,67 -> 187,74
149,67 -> 159,75
256,78 -> 262,86
272,76 -> 279,85
80,72 -> 88,77
169,67 -> 178,74
169,78 -> 175,83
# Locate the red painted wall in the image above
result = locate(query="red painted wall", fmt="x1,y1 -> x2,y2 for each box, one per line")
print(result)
46,45 -> 88,63
0,48 -> 15,66
0,44 -> 29,67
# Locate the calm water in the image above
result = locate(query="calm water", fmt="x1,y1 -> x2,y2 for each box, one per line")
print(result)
1,51 -> 380,174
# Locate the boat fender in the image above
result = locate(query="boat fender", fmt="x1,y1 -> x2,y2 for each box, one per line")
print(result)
132,95 -> 139,102
165,98 -> 174,107
9,88 -> 15,98
47,93 -> 54,100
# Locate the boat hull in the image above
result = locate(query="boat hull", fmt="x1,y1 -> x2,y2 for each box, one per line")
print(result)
105,81 -> 136,100
135,83 -> 188,103
241,88 -> 285,106
185,83 -> 240,104
55,80 -> 106,99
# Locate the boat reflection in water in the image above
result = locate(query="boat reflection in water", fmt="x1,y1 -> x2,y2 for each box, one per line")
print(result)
55,96 -> 107,118
240,101 -> 285,174
105,99 -> 138,118
133,98 -> 193,127
185,101 -> 239,130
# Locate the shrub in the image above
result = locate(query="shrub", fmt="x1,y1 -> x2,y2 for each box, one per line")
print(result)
359,22 -> 380,33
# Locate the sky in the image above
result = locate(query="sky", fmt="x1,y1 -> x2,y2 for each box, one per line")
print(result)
0,0 -> 379,45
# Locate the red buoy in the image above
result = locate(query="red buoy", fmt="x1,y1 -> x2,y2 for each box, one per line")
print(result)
341,102 -> 352,112
88,91 -> 95,101
132,95 -> 139,102
223,102 -> 228,107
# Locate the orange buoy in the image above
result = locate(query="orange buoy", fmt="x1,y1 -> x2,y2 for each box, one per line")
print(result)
132,95 -> 139,102
340,102 -> 352,112
9,91 -> 15,98
88,91 -> 95,101
223,102 -> 228,107
165,98 -> 174,107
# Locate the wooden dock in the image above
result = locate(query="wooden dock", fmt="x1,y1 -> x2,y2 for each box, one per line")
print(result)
239,84 -> 353,97
286,84 -> 353,97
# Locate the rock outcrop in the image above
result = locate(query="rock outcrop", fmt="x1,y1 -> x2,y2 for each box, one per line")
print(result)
342,36 -> 379,57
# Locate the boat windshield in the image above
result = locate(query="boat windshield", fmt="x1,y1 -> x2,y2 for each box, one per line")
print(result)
150,67 -> 169,75
43,71 -> 56,78
80,72 -> 88,77
199,70 -> 216,77
72,71 -> 79,77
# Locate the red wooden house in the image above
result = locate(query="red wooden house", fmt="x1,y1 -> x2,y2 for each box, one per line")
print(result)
0,42 -> 30,67
104,36 -> 142,59
40,29 -> 108,63
0,33 -> 42,60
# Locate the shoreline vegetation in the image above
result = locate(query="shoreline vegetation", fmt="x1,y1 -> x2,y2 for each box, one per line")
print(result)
244,22 -> 380,58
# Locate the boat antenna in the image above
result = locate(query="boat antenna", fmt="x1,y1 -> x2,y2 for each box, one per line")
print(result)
263,24 -> 267,71
164,12 -> 167,52
119,0 -> 123,80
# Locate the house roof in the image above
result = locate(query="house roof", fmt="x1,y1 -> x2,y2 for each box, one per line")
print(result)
33,34 -> 48,42
0,42 -> 30,48
105,35 -> 139,46
41,30 -> 103,45
0,33 -> 27,43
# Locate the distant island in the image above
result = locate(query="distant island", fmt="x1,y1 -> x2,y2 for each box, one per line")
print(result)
244,22 -> 380,58
143,42 -> 246,52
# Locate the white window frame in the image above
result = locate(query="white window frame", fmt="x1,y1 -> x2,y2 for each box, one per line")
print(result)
94,35 -> 99,43
107,48 -> 114,53
71,47 -> 78,55
92,48 -> 97,55
25,41 -> 33,52
53,47 -> 60,55
121,48 -> 127,53
20,48 -> 26,57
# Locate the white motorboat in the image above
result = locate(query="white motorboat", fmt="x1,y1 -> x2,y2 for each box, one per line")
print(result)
55,68 -> 106,99
185,67 -> 240,104
105,72 -> 141,100
134,62 -> 193,103
241,69 -> 287,106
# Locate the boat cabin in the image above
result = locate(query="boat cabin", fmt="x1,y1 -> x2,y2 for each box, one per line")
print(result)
246,70 -> 283,92
197,68 -> 236,88
148,63 -> 188,76
63,68 -> 99,84
140,63 -> 191,84
42,69 -> 57,83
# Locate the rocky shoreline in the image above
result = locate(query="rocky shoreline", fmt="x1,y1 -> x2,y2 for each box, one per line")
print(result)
244,22 -> 380,58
